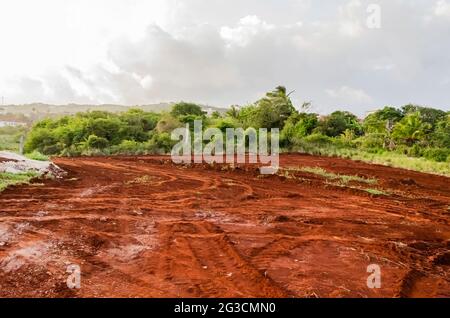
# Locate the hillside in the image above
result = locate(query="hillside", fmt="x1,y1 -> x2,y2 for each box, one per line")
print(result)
0,103 -> 227,122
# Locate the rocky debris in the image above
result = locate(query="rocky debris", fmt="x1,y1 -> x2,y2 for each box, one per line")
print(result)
0,151 -> 65,178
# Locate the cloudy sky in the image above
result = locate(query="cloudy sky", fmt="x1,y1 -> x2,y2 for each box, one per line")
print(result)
0,0 -> 449,115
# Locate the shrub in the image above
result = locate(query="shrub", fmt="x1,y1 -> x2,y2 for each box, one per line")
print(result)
353,133 -> 385,150
156,115 -> 182,133
86,134 -> 109,149
423,148 -> 450,162
25,151 -> 49,161
170,102 -> 205,118
303,133 -> 333,145
110,140 -> 150,155
317,111 -> 362,137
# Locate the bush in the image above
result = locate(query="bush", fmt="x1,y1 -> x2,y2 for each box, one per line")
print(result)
146,132 -> 176,154
24,128 -> 58,154
86,134 -> 109,149
317,111 -> 362,137
422,148 -> 450,162
25,151 -> 49,161
111,140 -> 147,155
214,118 -> 238,132
20,87 -> 450,176
156,114 -> 182,133
303,133 -> 333,145
353,133 -> 385,150
170,102 -> 205,118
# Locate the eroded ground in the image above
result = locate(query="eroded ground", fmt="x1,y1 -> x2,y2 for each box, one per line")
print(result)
0,154 -> 449,298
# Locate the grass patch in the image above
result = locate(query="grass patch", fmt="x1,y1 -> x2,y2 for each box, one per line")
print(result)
291,144 -> 450,177
25,151 -> 49,161
126,175 -> 156,185
0,126 -> 26,152
324,180 -> 389,196
0,135 -> 20,152
0,171 -> 40,192
296,166 -> 378,185
284,166 -> 388,196
364,188 -> 388,196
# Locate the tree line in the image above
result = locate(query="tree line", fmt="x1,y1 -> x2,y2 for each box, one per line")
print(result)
25,86 -> 450,163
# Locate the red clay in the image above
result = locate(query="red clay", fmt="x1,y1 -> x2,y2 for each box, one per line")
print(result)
0,154 -> 449,298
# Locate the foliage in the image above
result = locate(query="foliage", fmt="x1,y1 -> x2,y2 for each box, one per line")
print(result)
317,111 -> 362,137
238,86 -> 296,129
281,112 -> 318,146
170,102 -> 205,118
18,86 -> 450,176
25,150 -> 49,161
24,109 -> 161,155
401,104 -> 447,128
363,106 -> 403,134
432,115 -> 450,148
0,171 -> 40,192
0,126 -> 26,152
392,112 -> 431,146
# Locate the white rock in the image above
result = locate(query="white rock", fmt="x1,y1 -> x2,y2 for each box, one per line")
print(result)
0,151 -> 65,177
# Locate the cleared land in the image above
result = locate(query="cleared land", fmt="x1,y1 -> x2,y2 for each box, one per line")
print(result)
0,154 -> 449,297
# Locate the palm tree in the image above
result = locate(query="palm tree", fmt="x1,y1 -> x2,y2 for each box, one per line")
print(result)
256,86 -> 296,128
392,112 -> 431,146
226,105 -> 240,119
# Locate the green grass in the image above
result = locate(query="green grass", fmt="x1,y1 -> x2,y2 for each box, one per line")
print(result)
281,166 -> 389,196
291,143 -> 450,177
0,171 -> 40,192
295,166 -> 378,185
285,165 -> 389,196
0,135 -> 20,152
0,126 -> 26,152
333,182 -> 389,196
25,151 -> 49,161
364,188 -> 388,196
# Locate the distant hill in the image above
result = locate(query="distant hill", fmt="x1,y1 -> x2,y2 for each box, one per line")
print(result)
0,103 -> 228,123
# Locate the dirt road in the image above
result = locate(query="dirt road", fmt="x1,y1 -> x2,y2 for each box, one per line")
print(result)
0,154 -> 449,297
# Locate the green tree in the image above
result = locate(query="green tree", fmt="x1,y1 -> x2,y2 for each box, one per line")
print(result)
86,134 -> 109,149
85,117 -> 122,144
432,115 -> 450,148
214,117 -> 238,133
245,86 -> 296,129
281,112 -> 318,145
24,127 -> 58,154
392,112 -> 431,146
363,106 -> 403,133
401,104 -> 446,128
170,102 -> 205,118
155,114 -> 182,133
226,105 -> 240,119
318,111 -> 362,137
211,111 -> 222,119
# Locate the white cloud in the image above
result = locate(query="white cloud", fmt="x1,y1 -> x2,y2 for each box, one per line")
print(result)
0,0 -> 449,115
326,86 -> 373,105
433,0 -> 450,17
220,15 -> 275,47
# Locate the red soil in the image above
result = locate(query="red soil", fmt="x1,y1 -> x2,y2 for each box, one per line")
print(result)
0,154 -> 449,298
0,157 -> 17,163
